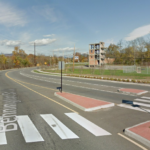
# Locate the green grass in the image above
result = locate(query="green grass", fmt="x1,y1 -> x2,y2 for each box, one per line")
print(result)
42,68 -> 150,79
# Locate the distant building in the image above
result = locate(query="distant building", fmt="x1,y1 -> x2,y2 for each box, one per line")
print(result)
89,42 -> 106,66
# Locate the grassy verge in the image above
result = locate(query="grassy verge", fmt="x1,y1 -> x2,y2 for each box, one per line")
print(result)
42,68 -> 150,80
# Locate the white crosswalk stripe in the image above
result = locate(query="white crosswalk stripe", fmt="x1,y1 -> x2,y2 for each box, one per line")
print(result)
40,114 -> 79,139
118,96 -> 150,113
134,98 -> 150,103
17,115 -> 44,143
0,117 -> 7,145
65,113 -> 111,136
0,114 -> 111,145
141,96 -> 150,99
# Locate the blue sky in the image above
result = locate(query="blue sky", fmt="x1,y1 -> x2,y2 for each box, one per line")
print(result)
0,0 -> 150,55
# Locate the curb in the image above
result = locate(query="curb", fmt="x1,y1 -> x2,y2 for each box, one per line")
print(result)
118,88 -> 148,95
125,121 -> 150,149
54,92 -> 114,112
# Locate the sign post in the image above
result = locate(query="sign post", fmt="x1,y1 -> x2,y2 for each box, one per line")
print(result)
57,61 -> 65,93
61,61 -> 62,93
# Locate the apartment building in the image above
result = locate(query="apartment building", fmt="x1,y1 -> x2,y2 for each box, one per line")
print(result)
89,42 -> 106,66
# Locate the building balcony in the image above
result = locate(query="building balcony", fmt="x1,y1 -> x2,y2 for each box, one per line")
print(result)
101,50 -> 106,54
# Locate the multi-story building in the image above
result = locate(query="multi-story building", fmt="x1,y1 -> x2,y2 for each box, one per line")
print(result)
89,42 -> 106,66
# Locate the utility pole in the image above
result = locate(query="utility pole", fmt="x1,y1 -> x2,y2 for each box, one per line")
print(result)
73,44 -> 75,72
34,42 -> 36,66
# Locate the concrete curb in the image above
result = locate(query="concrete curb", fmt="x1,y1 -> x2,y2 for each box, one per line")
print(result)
54,92 -> 114,112
125,121 -> 150,149
118,88 -> 148,95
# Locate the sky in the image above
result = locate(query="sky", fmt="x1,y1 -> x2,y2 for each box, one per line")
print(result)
0,0 -> 150,55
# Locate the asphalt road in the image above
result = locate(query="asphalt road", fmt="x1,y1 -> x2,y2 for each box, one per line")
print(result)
0,67 -> 150,150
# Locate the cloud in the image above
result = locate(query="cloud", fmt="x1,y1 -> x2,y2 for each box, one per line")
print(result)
29,38 -> 56,46
32,5 -> 59,23
53,47 -> 77,51
0,2 -> 27,26
125,24 -> 150,41
0,40 -> 22,46
43,34 -> 55,37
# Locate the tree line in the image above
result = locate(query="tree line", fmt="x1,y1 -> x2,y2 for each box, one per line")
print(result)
106,37 -> 150,65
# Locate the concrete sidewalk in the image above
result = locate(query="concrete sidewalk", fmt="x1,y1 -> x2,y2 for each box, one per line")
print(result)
125,121 -> 150,148
54,92 -> 114,111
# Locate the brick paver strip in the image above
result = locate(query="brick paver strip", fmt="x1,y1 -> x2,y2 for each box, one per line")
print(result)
56,92 -> 111,108
129,121 -> 150,141
119,88 -> 145,93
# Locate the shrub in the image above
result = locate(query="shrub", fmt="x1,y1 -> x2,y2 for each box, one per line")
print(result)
118,79 -> 121,81
126,79 -> 129,82
132,79 -> 136,83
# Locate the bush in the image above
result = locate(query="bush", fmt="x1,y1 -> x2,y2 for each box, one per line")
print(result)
132,79 -> 136,83
126,79 -> 129,82
118,79 -> 121,81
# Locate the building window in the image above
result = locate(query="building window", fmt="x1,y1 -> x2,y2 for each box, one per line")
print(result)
91,50 -> 93,53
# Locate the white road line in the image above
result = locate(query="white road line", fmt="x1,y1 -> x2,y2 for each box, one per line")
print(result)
17,115 -> 44,143
21,72 -> 121,88
0,117 -> 7,145
40,114 -> 79,139
141,96 -> 150,100
134,99 -> 150,103
65,113 -> 111,136
20,73 -> 136,96
117,104 -> 150,112
133,102 -> 150,108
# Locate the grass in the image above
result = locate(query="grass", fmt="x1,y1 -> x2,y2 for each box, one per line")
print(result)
42,68 -> 150,80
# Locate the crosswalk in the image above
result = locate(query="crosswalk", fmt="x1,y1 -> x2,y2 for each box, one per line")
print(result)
118,96 -> 150,113
0,113 -> 111,145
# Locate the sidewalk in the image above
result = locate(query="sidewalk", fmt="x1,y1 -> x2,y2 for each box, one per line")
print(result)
125,121 -> 150,148
54,92 -> 114,111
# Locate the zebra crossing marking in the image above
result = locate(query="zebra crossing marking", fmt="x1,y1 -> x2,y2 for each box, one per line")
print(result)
118,96 -> 150,113
117,104 -> 149,112
41,114 -> 79,139
65,113 -> 111,136
0,114 -> 112,145
141,96 -> 150,100
133,102 -> 150,108
0,117 -> 7,145
17,115 -> 44,143
134,98 -> 150,103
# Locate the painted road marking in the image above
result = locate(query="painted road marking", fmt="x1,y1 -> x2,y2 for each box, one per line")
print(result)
117,104 -> 150,112
118,133 -> 148,150
20,73 -> 136,96
134,99 -> 150,103
20,72 -> 123,89
5,72 -> 77,113
133,102 -> 150,108
65,113 -> 111,136
17,115 -> 44,143
41,114 -> 79,139
0,117 -> 7,145
141,97 -> 150,100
